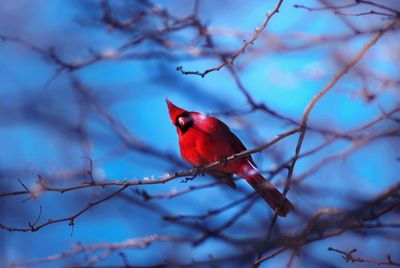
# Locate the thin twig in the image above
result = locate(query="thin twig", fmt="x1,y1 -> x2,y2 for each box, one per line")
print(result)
177,0 -> 284,77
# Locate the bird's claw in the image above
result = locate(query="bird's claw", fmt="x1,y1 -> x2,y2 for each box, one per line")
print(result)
180,166 -> 203,183
181,175 -> 196,183
193,166 -> 205,175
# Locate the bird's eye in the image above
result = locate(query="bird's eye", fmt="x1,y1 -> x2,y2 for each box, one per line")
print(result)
178,115 -> 191,127
178,117 -> 185,126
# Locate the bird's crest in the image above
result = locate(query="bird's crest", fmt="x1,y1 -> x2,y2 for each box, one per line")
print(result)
166,99 -> 187,123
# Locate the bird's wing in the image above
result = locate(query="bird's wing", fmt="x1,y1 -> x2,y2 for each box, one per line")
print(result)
199,116 -> 257,168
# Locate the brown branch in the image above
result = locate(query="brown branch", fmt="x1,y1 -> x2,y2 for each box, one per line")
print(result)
8,234 -> 185,267
0,127 -> 298,232
328,247 -> 400,266
72,78 -> 185,167
177,0 -> 284,77
253,182 -> 400,266
0,3 -> 202,80
0,127 -> 298,199
135,180 -> 223,201
289,16 -> 400,184
335,10 -> 396,18
194,195 -> 258,245
281,15 -> 400,213
357,0 -> 400,15
294,128 -> 400,183
253,16 -> 400,267
294,1 -> 399,15
293,3 -> 358,12
163,192 -> 257,222
0,185 -> 128,232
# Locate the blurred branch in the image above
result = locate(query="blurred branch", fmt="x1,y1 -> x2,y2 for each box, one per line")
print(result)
254,182 -> 400,266
254,15 -> 400,267
163,192 -> 257,222
281,15 -> 400,214
293,3 -> 358,11
8,234 -> 185,267
334,10 -> 397,19
295,1 -> 400,16
72,78 -> 185,167
0,1 -> 205,82
194,196 -> 258,245
294,128 -> 400,183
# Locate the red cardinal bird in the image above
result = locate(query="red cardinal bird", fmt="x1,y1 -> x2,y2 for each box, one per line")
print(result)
166,99 -> 293,217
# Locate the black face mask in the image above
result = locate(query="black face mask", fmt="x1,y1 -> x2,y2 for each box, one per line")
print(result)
175,112 -> 193,134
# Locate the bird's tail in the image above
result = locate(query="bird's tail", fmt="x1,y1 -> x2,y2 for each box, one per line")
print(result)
240,165 -> 294,217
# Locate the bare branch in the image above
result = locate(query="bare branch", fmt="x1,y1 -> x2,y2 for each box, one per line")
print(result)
0,127 -> 298,199
254,16 -> 400,267
177,0 -> 284,77
9,234 -> 186,267
328,247 -> 400,267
